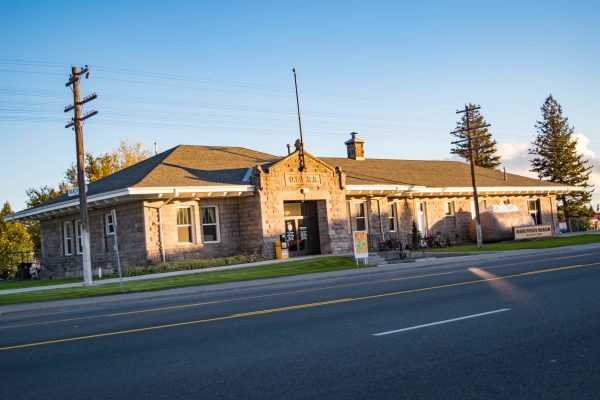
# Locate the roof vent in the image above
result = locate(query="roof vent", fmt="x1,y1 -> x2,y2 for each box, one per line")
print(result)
345,131 -> 365,160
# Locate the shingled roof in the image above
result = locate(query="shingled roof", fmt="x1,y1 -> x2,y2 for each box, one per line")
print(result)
8,144 -> 575,221
21,145 -> 279,211
320,157 -> 563,188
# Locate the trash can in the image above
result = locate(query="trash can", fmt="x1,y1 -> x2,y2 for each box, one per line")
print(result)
17,262 -> 32,280
274,240 -> 289,260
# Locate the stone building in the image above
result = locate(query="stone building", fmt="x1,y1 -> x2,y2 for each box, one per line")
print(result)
6,133 -> 581,277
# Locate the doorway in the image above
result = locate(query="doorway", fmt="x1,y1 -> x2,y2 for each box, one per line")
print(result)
284,201 -> 321,257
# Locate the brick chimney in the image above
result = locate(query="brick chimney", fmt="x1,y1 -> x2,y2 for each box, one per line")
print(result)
345,131 -> 364,160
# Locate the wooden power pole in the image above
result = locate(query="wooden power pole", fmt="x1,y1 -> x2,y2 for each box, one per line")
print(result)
451,104 -> 491,249
65,65 -> 98,285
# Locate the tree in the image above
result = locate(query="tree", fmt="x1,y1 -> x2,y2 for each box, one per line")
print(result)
451,103 -> 501,169
529,95 -> 594,219
62,139 -> 151,189
0,202 -> 33,278
24,186 -> 65,250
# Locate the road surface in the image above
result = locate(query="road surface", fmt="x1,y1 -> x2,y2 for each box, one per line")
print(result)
1,247 -> 600,399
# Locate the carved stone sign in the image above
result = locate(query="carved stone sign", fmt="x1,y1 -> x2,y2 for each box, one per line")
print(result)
284,173 -> 322,186
513,224 -> 552,240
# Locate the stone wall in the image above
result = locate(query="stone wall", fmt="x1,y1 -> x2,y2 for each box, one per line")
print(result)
143,197 -> 247,262
39,201 -> 146,277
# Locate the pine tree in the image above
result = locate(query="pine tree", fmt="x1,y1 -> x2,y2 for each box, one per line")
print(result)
451,104 -> 501,169
529,95 -> 594,219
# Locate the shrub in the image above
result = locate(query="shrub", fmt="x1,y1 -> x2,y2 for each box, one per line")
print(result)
122,254 -> 267,277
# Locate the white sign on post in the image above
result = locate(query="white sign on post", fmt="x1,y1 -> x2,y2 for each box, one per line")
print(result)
513,224 -> 552,240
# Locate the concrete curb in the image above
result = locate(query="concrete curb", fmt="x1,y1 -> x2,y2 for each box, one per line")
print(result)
2,242 -> 600,318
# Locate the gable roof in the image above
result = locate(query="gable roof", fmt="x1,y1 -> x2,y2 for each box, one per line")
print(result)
6,144 -> 579,221
321,157 -> 564,189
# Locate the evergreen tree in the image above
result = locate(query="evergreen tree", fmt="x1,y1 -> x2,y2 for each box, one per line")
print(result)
451,103 -> 501,169
529,95 -> 594,219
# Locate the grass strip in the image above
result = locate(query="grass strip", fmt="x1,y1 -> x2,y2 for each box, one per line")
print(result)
425,234 -> 600,253
0,257 -> 365,306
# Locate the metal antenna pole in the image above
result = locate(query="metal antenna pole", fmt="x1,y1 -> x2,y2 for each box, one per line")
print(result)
292,67 -> 305,171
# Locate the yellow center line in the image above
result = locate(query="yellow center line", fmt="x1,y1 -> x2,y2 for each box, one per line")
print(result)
1,261 -> 599,352
2,252 -> 598,330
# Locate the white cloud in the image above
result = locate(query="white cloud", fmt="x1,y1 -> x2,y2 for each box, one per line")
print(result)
574,132 -> 596,159
496,142 -> 530,162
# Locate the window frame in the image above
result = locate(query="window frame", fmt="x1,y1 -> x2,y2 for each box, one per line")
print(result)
75,219 -> 83,255
63,221 -> 74,256
176,206 -> 195,244
354,202 -> 368,232
105,213 -> 115,236
201,205 -> 221,243
388,202 -> 397,232
528,199 -> 542,225
444,201 -> 455,217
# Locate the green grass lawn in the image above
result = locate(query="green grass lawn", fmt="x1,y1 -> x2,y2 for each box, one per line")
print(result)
0,257 -> 365,306
426,234 -> 600,253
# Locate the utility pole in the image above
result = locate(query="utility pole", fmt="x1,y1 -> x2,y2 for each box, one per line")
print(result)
65,65 -> 98,286
451,104 -> 491,249
292,67 -> 306,171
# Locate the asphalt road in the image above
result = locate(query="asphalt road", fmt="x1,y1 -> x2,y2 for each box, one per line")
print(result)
2,248 -> 600,399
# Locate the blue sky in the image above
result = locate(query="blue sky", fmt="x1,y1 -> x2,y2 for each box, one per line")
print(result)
1,0 -> 599,210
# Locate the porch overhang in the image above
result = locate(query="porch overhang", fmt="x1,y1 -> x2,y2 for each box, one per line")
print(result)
4,185 -> 256,221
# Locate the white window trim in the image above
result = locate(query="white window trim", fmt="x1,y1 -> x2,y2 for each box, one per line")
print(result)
354,202 -> 368,232
105,213 -> 115,236
416,201 -> 428,234
63,221 -> 73,256
176,206 -> 196,245
201,205 -> 221,243
388,202 -> 397,232
75,219 -> 83,255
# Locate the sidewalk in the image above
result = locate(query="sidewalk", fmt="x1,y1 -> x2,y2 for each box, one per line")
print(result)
2,242 -> 599,317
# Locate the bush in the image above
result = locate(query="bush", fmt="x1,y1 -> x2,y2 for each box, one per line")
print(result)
122,254 -> 268,277
0,262 -> 16,279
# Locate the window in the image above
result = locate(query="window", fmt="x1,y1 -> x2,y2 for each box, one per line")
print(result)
388,203 -> 397,232
63,221 -> 73,256
201,206 -> 220,242
176,207 -> 194,244
355,203 -> 367,231
528,199 -> 542,224
444,201 -> 455,216
416,201 -> 427,234
105,213 -> 115,236
75,220 -> 83,255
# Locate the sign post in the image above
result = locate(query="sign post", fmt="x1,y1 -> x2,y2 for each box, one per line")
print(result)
352,231 -> 369,266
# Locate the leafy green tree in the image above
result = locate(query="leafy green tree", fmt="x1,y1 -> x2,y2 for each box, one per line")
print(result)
529,95 -> 594,219
0,202 -> 33,278
23,186 -> 65,250
451,103 -> 501,169
62,139 -> 151,189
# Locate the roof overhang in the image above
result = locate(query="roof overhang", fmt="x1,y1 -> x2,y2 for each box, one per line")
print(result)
345,184 -> 581,198
5,185 -> 256,221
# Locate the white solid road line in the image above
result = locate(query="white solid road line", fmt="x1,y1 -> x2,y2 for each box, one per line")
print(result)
373,308 -> 511,336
